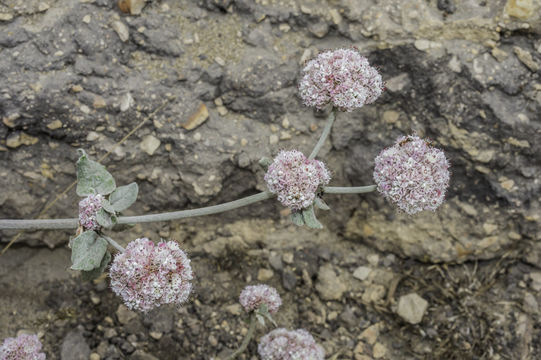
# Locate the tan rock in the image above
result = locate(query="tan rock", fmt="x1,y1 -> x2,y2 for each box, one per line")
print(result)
6,132 -> 38,148
140,135 -> 160,155
257,268 -> 274,281
116,304 -> 137,325
397,293 -> 428,324
316,264 -> 347,301
93,96 -> 106,109
504,0 -> 535,19
353,266 -> 372,281
182,103 -> 209,130
373,342 -> 387,358
112,21 -> 129,42
71,84 -> 83,92
46,120 -> 62,130
362,284 -> 386,303
514,46 -> 540,72
0,13 -> 13,21
383,110 -> 400,123
359,322 -> 383,345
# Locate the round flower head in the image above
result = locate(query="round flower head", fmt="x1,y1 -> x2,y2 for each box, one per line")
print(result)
78,194 -> 104,231
264,150 -> 331,211
0,334 -> 46,360
298,48 -> 384,112
239,284 -> 282,314
258,328 -> 325,360
109,238 -> 193,312
373,135 -> 450,215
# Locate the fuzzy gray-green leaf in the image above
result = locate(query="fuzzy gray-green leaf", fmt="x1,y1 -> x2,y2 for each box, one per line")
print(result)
256,313 -> 266,326
259,157 -> 273,170
302,205 -> 323,229
314,197 -> 330,211
96,208 -> 114,229
108,182 -> 138,212
71,231 -> 108,271
80,250 -> 111,281
101,199 -> 115,214
76,149 -> 116,196
290,211 -> 305,226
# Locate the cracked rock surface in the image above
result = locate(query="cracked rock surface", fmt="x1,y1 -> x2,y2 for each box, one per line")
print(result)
1,0 -> 540,359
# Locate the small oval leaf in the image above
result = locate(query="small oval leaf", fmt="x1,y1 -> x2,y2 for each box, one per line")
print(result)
314,197 -> 330,211
76,150 -> 116,196
302,205 -> 323,229
108,182 -> 138,212
71,231 -> 108,271
96,209 -> 114,229
259,157 -> 273,171
81,250 -> 111,281
290,211 -> 305,226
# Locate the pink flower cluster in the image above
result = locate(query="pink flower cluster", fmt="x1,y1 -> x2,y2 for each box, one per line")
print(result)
258,328 -> 325,360
78,194 -> 104,231
239,284 -> 282,314
0,334 -> 46,360
264,150 -> 331,211
109,238 -> 193,312
373,135 -> 450,214
298,48 -> 384,112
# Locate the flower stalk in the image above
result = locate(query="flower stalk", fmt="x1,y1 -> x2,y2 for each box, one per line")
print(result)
224,313 -> 257,360
308,108 -> 336,160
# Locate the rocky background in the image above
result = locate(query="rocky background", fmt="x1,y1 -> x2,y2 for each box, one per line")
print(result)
1,0 -> 540,359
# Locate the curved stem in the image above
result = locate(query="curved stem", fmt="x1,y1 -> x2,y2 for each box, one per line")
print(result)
0,191 -> 275,230
308,108 -> 336,160
0,187 -> 377,231
224,313 -> 257,360
323,185 -> 376,194
117,191 -> 274,225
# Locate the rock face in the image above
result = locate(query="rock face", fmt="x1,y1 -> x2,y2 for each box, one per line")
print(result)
0,0 -> 540,267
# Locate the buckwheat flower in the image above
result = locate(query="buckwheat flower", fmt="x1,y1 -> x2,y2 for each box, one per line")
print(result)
109,238 -> 193,312
78,194 -> 104,231
239,284 -> 282,314
0,334 -> 46,360
373,135 -> 450,215
258,328 -> 325,360
264,150 -> 331,211
299,48 -> 384,112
